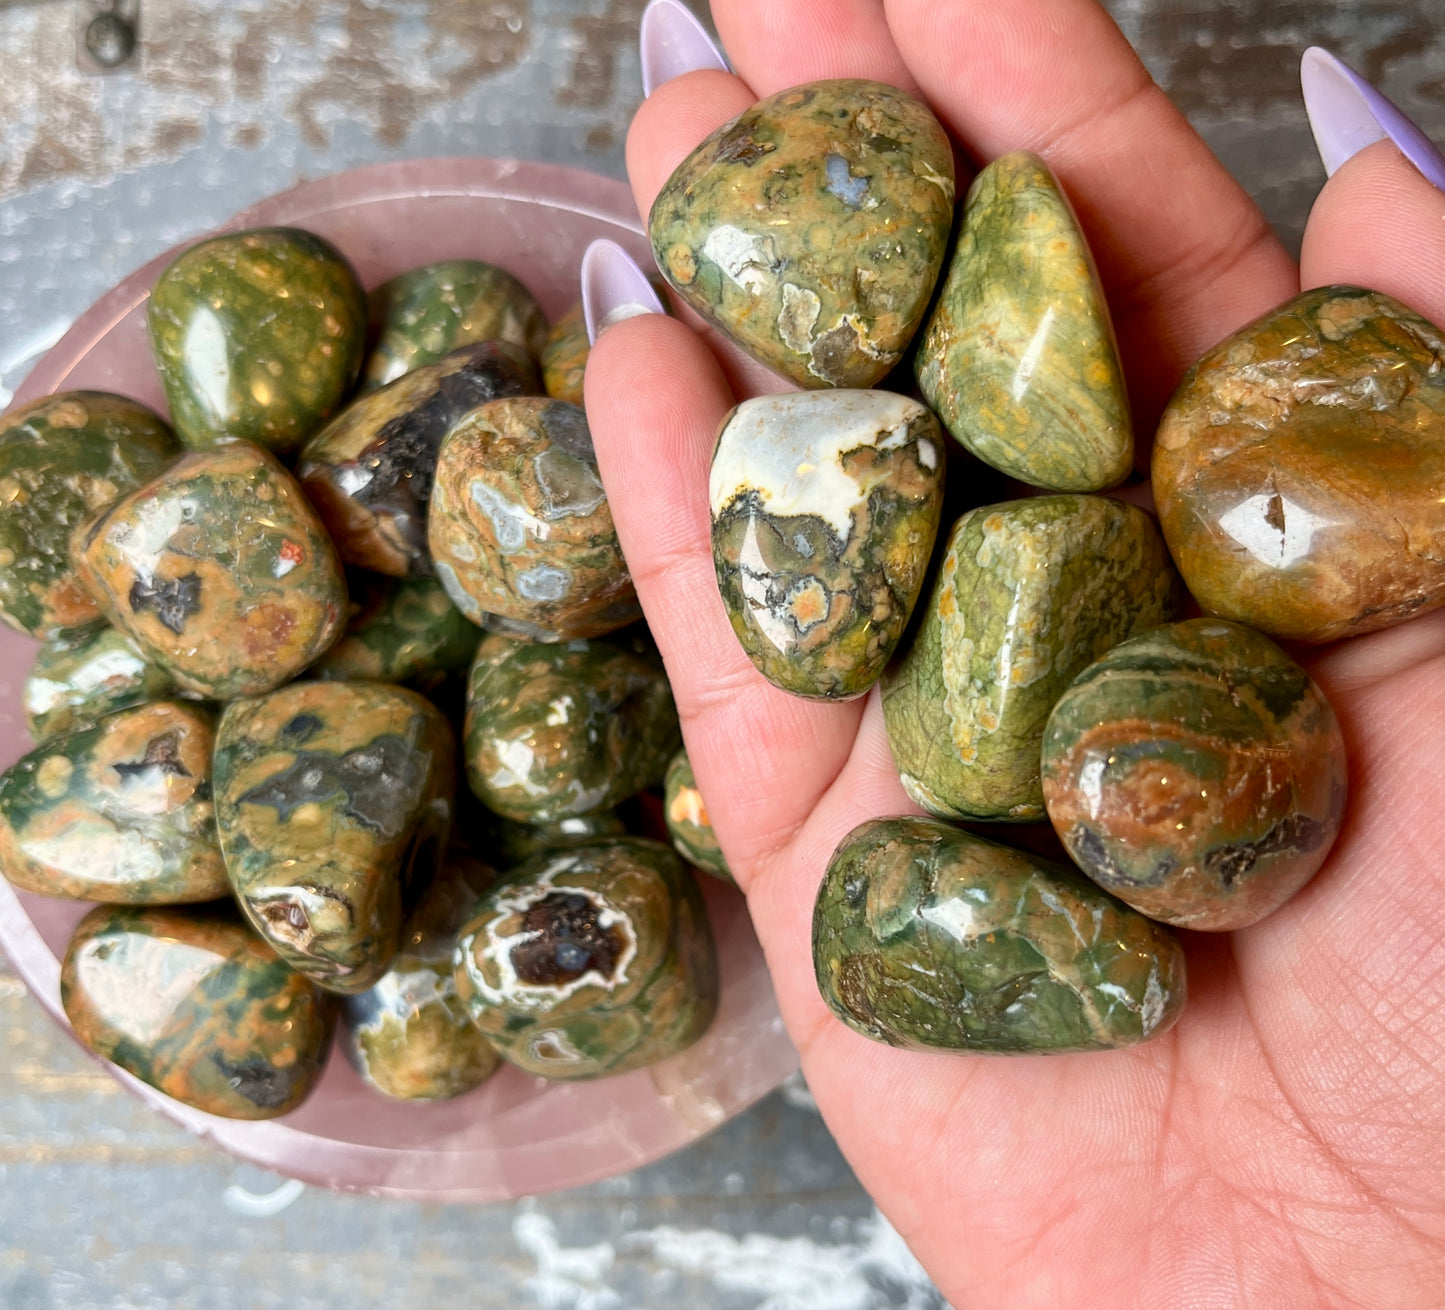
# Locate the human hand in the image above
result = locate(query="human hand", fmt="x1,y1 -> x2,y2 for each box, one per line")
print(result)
583,2 -> 1445,1303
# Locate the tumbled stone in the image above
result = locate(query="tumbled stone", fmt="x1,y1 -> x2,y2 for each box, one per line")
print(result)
454,838 -> 717,1079
1042,619 -> 1347,931
1154,286 -> 1445,643
483,810 -> 629,870
73,443 -> 347,699
363,260 -> 548,391
710,390 -> 944,699
310,572 -> 479,692
813,816 -> 1186,1053
464,632 -> 679,824
298,342 -> 539,577
214,681 -> 456,994
916,153 -> 1132,491
0,392 -> 179,638
62,904 -> 334,1119
429,397 -> 639,640
649,79 -> 954,389
882,496 -> 1181,822
148,227 -> 364,456
25,624 -> 176,743
663,748 -> 731,884
342,854 -> 503,1100
0,701 -> 227,904
540,303 -> 589,406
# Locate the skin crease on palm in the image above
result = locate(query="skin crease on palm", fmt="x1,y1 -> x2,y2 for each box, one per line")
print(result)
583,1 -> 1445,1304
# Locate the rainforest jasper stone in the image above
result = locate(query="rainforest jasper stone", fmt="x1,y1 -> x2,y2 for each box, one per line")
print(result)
214,681 -> 456,994
813,817 -> 1186,1053
882,496 -> 1181,822
454,838 -> 718,1079
25,624 -> 176,742
484,810 -> 629,870
310,572 -> 479,691
62,904 -> 333,1119
429,397 -> 639,640
297,342 -> 539,578
0,701 -> 226,903
147,227 -> 365,456
710,390 -> 944,699
1042,619 -> 1346,931
663,748 -> 731,883
1155,286 -> 1445,643
649,79 -> 954,389
540,303 -> 589,405
0,392 -> 178,638
464,632 -> 680,824
916,152 -> 1131,491
342,855 -> 502,1100
363,260 -> 549,391
73,443 -> 347,699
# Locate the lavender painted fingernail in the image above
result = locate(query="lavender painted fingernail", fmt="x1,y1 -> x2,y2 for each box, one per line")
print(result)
1301,47 -> 1445,191
640,0 -> 729,98
580,240 -> 666,345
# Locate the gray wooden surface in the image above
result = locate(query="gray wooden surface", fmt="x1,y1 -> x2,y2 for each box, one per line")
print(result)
2,2 -> 1444,1307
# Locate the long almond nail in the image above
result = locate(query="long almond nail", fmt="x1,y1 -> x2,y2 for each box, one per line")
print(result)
581,240 -> 666,345
640,0 -> 729,98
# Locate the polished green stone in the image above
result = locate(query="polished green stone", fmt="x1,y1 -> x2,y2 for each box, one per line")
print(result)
813,816 -> 1186,1053
454,837 -> 718,1079
540,303 -> 589,406
62,904 -> 334,1120
147,226 -> 366,456
297,342 -> 539,578
214,680 -> 456,995
464,632 -> 680,824
24,624 -> 176,743
882,496 -> 1182,822
710,390 -> 945,699
482,810 -> 629,870
649,79 -> 954,389
1042,619 -> 1347,931
0,392 -> 179,638
363,260 -> 549,392
916,152 -> 1131,491
1154,286 -> 1445,643
73,443 -> 348,700
0,701 -> 227,903
429,397 -> 640,641
663,749 -> 732,884
342,854 -> 503,1100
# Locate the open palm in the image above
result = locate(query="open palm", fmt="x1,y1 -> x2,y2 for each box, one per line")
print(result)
585,2 -> 1445,1303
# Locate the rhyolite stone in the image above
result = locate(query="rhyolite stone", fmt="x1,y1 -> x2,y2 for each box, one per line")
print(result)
1042,619 -> 1347,931
62,904 -> 334,1120
214,681 -> 456,995
663,748 -> 732,884
363,260 -> 549,392
1154,286 -> 1445,644
882,496 -> 1182,822
483,810 -> 629,870
464,632 -> 680,824
710,390 -> 944,699
73,442 -> 347,700
0,392 -> 179,638
813,816 -> 1186,1053
428,397 -> 640,641
0,701 -> 227,904
147,227 -> 366,456
649,79 -> 955,390
310,572 -> 479,692
342,854 -> 503,1100
915,152 -> 1132,491
454,838 -> 718,1079
297,342 -> 539,578
540,303 -> 589,405
25,624 -> 176,743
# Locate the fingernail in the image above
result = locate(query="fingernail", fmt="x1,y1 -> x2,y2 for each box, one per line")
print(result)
581,240 -> 667,345
1301,47 -> 1445,191
640,0 -> 729,98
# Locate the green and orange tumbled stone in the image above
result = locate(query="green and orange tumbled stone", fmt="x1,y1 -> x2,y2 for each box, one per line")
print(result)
663,748 -> 732,884
540,303 -> 590,406
24,624 -> 176,743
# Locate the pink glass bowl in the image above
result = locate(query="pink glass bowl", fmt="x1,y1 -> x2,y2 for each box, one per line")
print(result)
0,158 -> 797,1201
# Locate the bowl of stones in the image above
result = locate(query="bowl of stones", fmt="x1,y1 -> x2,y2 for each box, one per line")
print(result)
0,158 -> 796,1201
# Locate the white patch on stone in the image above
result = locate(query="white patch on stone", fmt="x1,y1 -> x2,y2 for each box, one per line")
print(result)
700,224 -> 779,293
516,564 -> 570,601
1011,304 -> 1057,403
471,478 -> 545,552
433,560 -> 481,620
777,283 -> 821,354
181,306 -> 232,424
1218,492 -> 1334,570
